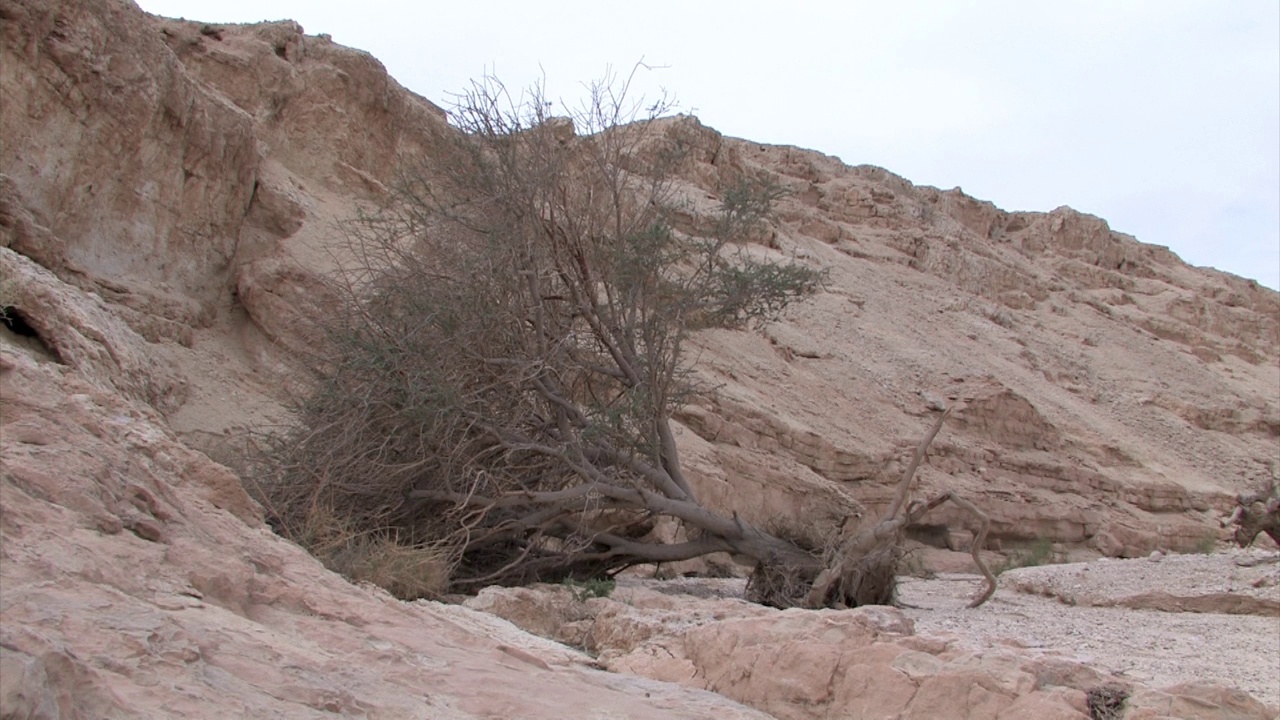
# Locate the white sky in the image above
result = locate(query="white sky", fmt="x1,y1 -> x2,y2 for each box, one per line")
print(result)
136,1 -> 1280,289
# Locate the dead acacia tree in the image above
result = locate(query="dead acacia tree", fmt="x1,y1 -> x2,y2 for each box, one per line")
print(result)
259,68 -> 995,608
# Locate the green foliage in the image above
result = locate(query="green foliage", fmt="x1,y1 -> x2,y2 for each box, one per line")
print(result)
252,67 -> 825,597
900,550 -> 937,579
995,537 -> 1055,575
562,577 -> 616,601
1192,531 -> 1217,554
702,255 -> 825,328
0,265 -> 19,310
692,177 -> 825,329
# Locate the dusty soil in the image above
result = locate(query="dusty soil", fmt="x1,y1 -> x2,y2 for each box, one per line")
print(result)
898,549 -> 1280,708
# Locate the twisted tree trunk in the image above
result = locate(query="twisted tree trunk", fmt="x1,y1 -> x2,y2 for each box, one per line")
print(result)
800,409 -> 995,609
1226,481 -> 1280,548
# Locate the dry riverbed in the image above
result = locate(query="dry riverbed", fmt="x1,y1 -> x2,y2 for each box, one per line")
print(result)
898,548 -> 1280,707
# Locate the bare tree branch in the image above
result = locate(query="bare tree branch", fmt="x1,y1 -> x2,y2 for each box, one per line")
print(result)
250,67 -> 1001,610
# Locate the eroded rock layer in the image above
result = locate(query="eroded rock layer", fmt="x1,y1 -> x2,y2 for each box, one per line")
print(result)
2,0 -> 1277,716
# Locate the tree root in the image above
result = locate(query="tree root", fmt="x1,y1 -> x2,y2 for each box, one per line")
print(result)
803,408 -> 997,610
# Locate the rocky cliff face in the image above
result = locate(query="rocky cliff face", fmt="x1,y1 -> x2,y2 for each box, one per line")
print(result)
1,0 -> 1276,717
671,137 -> 1278,559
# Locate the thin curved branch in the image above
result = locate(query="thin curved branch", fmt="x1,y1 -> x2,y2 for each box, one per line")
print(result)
883,408 -> 951,522
906,491 -> 996,608
950,493 -> 997,608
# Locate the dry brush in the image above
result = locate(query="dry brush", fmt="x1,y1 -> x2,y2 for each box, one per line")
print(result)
253,68 -> 995,609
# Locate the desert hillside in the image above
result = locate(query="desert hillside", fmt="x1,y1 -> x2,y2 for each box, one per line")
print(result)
1,0 -> 1277,717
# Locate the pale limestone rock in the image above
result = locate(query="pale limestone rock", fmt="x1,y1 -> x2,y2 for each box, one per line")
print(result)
1124,681 -> 1275,720
997,688 -> 1091,720
469,580 -> 1276,719
2,0 -> 1279,716
0,345 -> 772,719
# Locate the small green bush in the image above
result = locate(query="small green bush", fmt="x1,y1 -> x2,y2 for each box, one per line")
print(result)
1192,532 -> 1217,554
0,264 -> 20,310
562,577 -> 616,602
900,550 -> 936,579
996,537 -> 1055,575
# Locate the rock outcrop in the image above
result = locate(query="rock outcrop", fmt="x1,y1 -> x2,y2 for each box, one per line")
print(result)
1002,552 -> 1280,616
2,0 -> 1277,716
670,142 -> 1278,557
5,0 -> 1276,554
466,579 -> 1276,719
0,303 -> 771,718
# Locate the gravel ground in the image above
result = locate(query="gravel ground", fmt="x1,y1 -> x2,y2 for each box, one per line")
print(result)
1000,548 -> 1280,608
899,549 -> 1280,708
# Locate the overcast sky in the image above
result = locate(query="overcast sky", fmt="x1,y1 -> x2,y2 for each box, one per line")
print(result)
137,0 -> 1280,289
